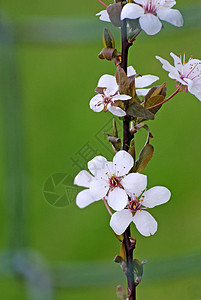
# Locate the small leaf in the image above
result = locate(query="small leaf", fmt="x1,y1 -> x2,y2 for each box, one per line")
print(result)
120,243 -> 127,261
116,66 -> 130,95
116,285 -> 127,300
144,82 -> 166,104
107,3 -> 122,27
128,139 -> 135,161
127,102 -> 154,120
133,144 -> 154,173
113,119 -> 118,138
102,28 -> 115,49
114,255 -> 124,264
114,232 -> 124,242
102,48 -> 118,61
145,95 -> 164,115
128,75 -> 136,98
95,87 -> 104,94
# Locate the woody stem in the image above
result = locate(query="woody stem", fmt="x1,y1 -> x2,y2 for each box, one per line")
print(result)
121,19 -> 136,300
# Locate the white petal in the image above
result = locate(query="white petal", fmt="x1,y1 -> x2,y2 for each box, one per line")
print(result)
170,52 -> 182,73
135,75 -> 159,88
88,156 -> 107,177
110,209 -> 133,235
121,173 -> 147,197
162,0 -> 176,9
89,179 -> 109,200
127,66 -> 136,77
96,10 -> 111,22
113,150 -> 134,176
89,94 -> 104,112
139,14 -> 162,35
112,94 -> 131,101
107,105 -> 126,117
142,186 -> 171,208
185,79 -> 201,101
157,8 -> 183,27
136,88 -> 151,96
98,75 -> 118,92
108,187 -> 128,211
133,210 -> 157,236
76,189 -> 96,208
155,55 -> 181,81
121,3 -> 144,20
74,170 -> 93,188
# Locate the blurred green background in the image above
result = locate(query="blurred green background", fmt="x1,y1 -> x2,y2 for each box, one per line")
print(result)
0,0 -> 200,299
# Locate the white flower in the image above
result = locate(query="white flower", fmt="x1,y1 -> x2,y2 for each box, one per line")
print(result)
90,74 -> 131,117
110,186 -> 171,236
121,0 -> 183,35
74,150 -> 147,211
127,66 -> 159,96
96,10 -> 110,22
156,53 -> 201,101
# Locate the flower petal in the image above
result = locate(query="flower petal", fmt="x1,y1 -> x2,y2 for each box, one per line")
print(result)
157,8 -> 183,27
121,3 -> 144,20
127,66 -> 136,77
88,156 -> 107,177
142,186 -> 171,208
139,14 -> 162,35
90,94 -> 104,112
135,75 -> 159,88
136,88 -> 151,96
110,209 -> 133,235
96,10 -> 111,22
74,170 -> 94,188
170,52 -> 182,73
76,189 -> 96,208
108,187 -> 128,211
98,74 -> 118,92
89,179 -> 109,200
121,173 -> 147,197
113,150 -> 134,176
133,210 -> 157,236
112,94 -> 131,101
185,79 -> 201,101
107,105 -> 126,117
155,55 -> 181,81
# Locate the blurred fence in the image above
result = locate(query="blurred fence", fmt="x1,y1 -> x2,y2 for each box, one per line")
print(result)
0,5 -> 201,299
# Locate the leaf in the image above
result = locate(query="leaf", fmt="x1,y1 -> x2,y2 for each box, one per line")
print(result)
128,75 -> 136,98
116,285 -> 127,300
107,3 -> 122,27
113,119 -> 118,138
114,232 -> 124,242
145,95 -> 164,115
102,28 -> 115,49
115,66 -> 130,95
127,102 -> 154,120
101,48 -> 118,61
128,139 -> 135,161
133,144 -> 154,173
133,259 -> 147,286
120,243 -> 127,261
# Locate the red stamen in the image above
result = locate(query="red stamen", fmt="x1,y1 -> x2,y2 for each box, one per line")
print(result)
98,0 -> 108,8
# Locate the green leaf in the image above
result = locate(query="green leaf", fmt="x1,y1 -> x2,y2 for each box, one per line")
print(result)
107,3 -> 122,27
127,102 -> 154,120
133,144 -> 154,173
120,243 -> 127,261
115,66 -> 130,95
102,28 -> 115,49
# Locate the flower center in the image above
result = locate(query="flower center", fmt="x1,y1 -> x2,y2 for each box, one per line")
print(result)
128,198 -> 142,213
143,0 -> 158,14
109,175 -> 121,188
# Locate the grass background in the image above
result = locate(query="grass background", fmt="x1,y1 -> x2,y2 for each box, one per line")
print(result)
0,0 -> 200,299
